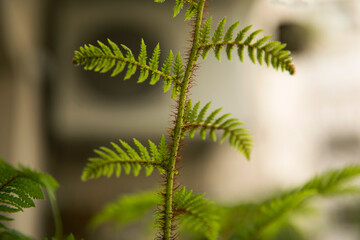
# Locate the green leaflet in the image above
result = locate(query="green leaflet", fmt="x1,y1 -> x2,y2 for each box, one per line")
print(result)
155,0 -> 198,20
72,39 -> 184,97
81,136 -> 169,180
183,100 -> 252,160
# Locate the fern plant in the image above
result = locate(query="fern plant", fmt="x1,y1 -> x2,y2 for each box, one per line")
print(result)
72,0 -> 358,239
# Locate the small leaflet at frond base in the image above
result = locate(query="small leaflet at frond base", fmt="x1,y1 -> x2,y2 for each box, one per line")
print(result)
182,101 -> 252,160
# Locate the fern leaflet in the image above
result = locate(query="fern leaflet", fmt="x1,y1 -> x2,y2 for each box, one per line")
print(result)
82,136 -> 169,180
198,20 -> 296,75
155,0 -> 198,20
89,190 -> 160,229
72,39 -> 183,97
183,100 -> 252,160
173,187 -> 220,240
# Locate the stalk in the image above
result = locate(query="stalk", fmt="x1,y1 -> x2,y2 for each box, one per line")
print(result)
162,0 -> 206,239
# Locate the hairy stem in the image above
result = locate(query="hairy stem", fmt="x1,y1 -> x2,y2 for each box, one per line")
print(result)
163,0 -> 206,239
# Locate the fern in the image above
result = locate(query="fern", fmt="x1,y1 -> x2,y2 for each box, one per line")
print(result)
89,190 -> 161,230
73,39 -> 184,98
183,100 -> 252,160
198,19 -> 296,75
0,158 -> 58,223
221,165 -> 360,240
173,187 -> 220,240
81,136 -> 169,180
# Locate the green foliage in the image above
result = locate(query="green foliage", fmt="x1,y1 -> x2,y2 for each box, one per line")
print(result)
198,19 -> 296,75
89,190 -> 161,230
220,165 -> 360,240
81,136 -> 169,181
0,158 -> 58,223
73,39 -> 184,98
173,187 -> 220,240
155,0 -> 198,20
183,100 -> 252,160
0,158 -> 61,239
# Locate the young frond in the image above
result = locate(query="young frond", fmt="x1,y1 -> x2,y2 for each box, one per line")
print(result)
183,101 -> 252,160
81,137 -> 169,181
198,22 -> 296,75
0,158 -> 58,225
72,39 -> 183,97
89,190 -> 161,229
173,187 -> 220,240
155,0 -> 198,20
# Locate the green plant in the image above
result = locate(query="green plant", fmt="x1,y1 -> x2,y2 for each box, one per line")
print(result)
71,0 -> 358,239
0,158 -> 79,240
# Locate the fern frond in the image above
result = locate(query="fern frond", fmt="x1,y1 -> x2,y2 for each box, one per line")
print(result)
73,39 -> 183,97
183,101 -> 252,160
173,187 -> 220,240
81,136 -> 169,181
89,190 -> 160,229
198,22 -> 296,75
0,158 -> 59,227
155,0 -> 198,20
222,165 -> 360,240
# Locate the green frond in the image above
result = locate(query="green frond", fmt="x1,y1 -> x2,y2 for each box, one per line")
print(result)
81,137 -> 169,181
224,190 -> 315,240
89,190 -> 161,230
183,101 -> 252,160
198,23 -> 296,75
222,165 -> 360,240
173,187 -> 220,240
0,158 -> 59,228
73,39 -> 182,94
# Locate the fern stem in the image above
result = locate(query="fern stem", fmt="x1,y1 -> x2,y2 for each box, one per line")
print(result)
163,0 -> 206,239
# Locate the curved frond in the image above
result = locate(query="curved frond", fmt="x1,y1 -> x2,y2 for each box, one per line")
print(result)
221,165 -> 360,240
89,190 -> 161,230
198,19 -> 296,75
73,39 -> 184,98
155,0 -> 198,20
81,136 -> 169,181
183,100 -> 252,160
0,158 -> 59,225
173,187 -> 220,240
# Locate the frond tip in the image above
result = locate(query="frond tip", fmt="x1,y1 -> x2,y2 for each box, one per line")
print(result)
198,19 -> 296,75
81,136 -> 169,181
73,39 -> 184,98
183,100 -> 252,160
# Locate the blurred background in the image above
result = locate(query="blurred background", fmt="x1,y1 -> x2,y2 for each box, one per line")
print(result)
0,0 -> 359,239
